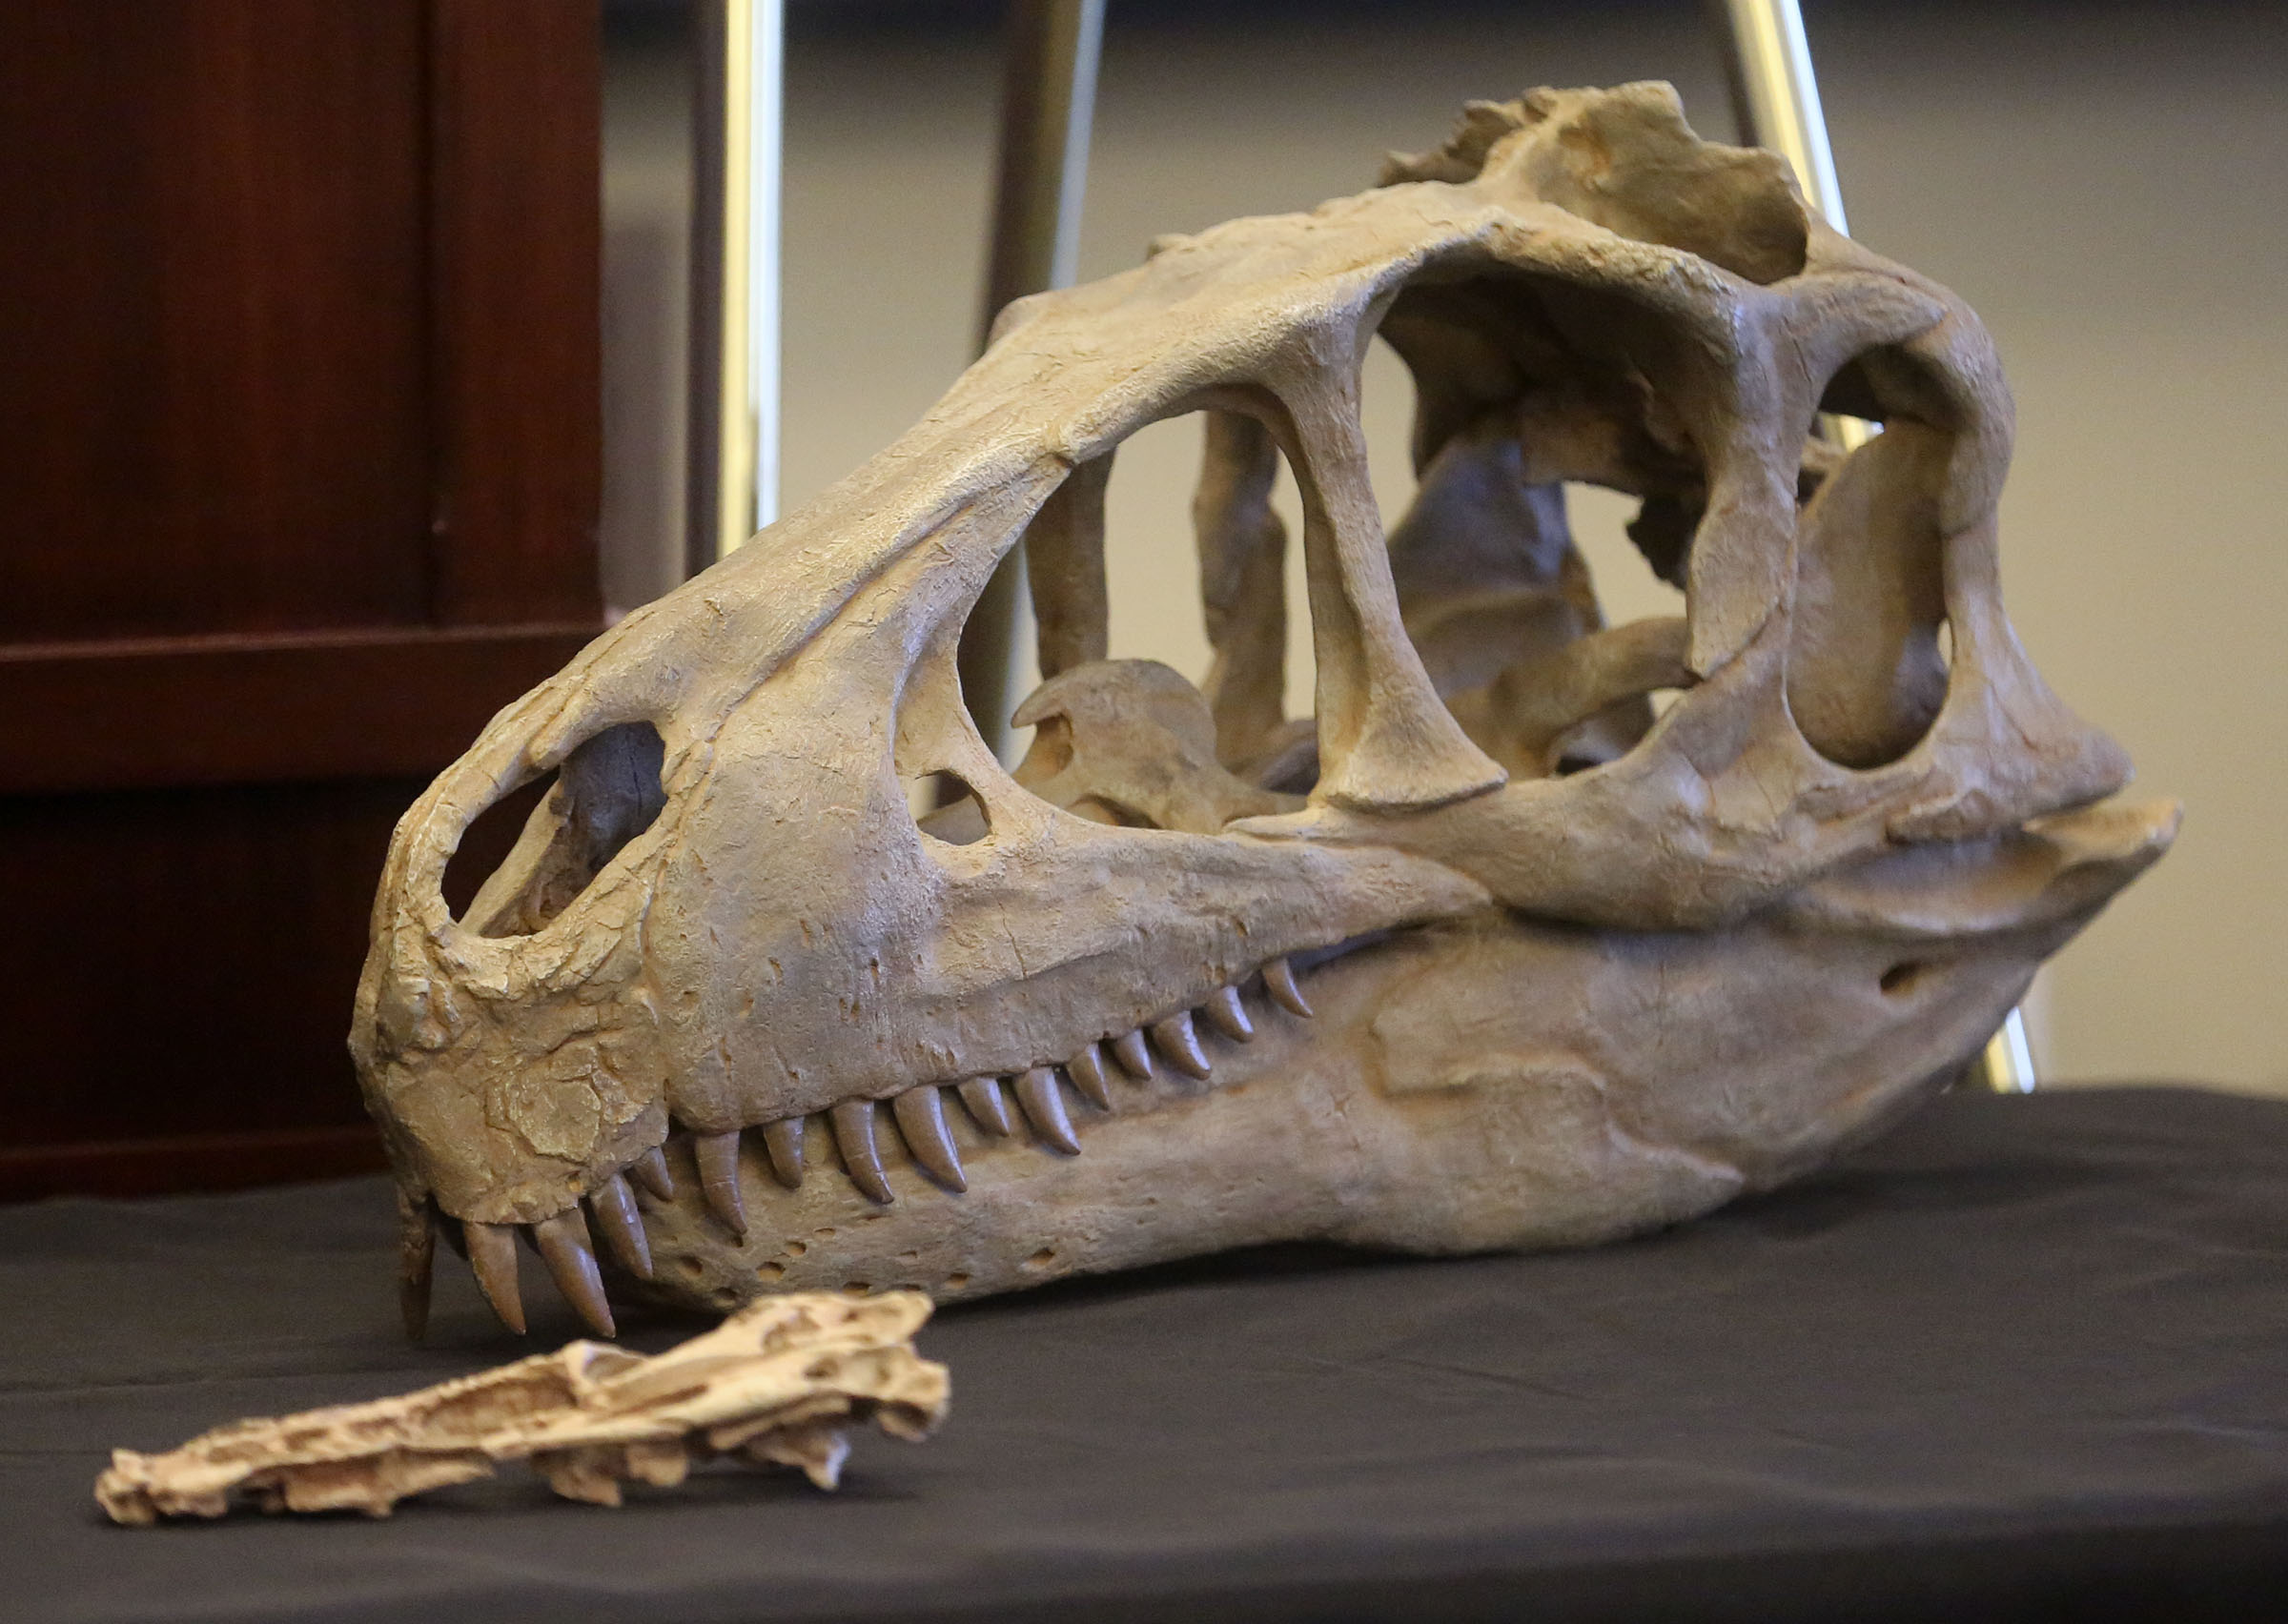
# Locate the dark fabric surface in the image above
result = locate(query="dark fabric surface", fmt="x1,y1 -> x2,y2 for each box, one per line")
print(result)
2,1086 -> 2284,1623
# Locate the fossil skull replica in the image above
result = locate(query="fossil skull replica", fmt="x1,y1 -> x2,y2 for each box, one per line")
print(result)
354,84 -> 2175,1340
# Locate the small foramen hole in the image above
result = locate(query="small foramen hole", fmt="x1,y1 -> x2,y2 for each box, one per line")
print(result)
1024,1248 -> 1057,1270
1880,961 -> 1930,997
914,771 -> 990,846
755,1262 -> 786,1284
943,1271 -> 971,1290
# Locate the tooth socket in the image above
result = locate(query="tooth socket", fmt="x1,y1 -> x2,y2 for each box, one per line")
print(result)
1112,1028 -> 1154,1081
1262,955 -> 1314,1019
957,1076 -> 1014,1136
694,1130 -> 748,1238
1066,1042 -> 1113,1110
891,1086 -> 968,1193
1014,1067 -> 1081,1155
533,1209 -> 617,1338
761,1117 -> 806,1188
588,1171 -> 653,1280
628,1145 -> 677,1201
465,1220 -> 526,1336
1202,985 -> 1255,1042
1150,1010 -> 1213,1079
831,1098 -> 896,1204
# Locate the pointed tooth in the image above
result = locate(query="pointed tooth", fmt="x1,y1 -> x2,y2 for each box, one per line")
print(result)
1014,1066 -> 1081,1154
398,1189 -> 434,1344
588,1172 -> 653,1280
1151,1010 -> 1213,1079
695,1130 -> 747,1238
1066,1042 -> 1113,1110
830,1099 -> 895,1204
891,1086 -> 967,1193
534,1209 -> 616,1337
466,1221 -> 527,1336
629,1145 -> 675,1201
761,1117 -> 806,1188
1263,956 -> 1313,1018
1112,1028 -> 1154,1080
1202,985 -> 1255,1042
957,1075 -> 1014,1136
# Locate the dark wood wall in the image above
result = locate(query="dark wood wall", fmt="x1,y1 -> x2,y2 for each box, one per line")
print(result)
0,1 -> 605,1197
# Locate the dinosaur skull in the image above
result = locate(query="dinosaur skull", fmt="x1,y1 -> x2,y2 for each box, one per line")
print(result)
353,84 -> 2174,1339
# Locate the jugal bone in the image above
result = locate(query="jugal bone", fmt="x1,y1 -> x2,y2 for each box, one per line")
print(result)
352,82 -> 2175,1337
96,1292 -> 948,1524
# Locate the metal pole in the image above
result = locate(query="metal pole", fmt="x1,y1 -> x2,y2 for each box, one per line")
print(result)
687,0 -> 784,578
1709,0 -> 2037,1094
955,0 -> 1106,761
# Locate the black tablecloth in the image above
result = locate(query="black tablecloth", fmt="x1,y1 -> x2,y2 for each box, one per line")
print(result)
3,1086 -> 2284,1623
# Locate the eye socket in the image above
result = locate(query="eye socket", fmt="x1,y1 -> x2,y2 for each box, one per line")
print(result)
450,721 -> 667,936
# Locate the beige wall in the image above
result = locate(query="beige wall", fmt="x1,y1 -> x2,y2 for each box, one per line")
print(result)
613,2 -> 2287,1092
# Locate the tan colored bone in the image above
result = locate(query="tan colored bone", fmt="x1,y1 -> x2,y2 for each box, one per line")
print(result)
96,1292 -> 947,1523
351,83 -> 2172,1339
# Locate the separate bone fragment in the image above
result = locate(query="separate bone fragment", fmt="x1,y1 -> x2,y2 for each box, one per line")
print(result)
96,1292 -> 947,1524
352,83 -> 2174,1334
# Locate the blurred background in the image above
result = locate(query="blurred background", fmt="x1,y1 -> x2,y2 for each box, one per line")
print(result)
2,0 -> 2280,1199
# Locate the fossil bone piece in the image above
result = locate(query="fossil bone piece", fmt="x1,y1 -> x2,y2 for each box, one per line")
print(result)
96,1292 -> 947,1523
353,83 -> 2174,1335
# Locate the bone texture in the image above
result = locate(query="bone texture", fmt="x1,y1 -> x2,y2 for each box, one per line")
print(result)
352,84 -> 2172,1336
96,1293 -> 947,1524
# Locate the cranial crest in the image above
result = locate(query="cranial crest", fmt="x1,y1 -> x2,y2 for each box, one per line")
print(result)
353,84 -> 2175,1339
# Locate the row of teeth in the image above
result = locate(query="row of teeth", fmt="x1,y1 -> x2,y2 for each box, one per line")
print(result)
455,956 -> 1314,1337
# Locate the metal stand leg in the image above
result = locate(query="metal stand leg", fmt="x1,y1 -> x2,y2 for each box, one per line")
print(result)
957,0 -> 1106,762
1709,0 -> 2037,1093
687,0 -> 784,574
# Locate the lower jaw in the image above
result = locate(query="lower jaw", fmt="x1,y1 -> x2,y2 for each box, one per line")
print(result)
625,903 -> 2050,1315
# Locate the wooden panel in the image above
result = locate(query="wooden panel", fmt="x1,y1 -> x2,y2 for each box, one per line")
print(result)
0,3 -> 605,1198
0,624 -> 601,794
0,772 -> 541,1163
428,0 -> 606,628
0,1 -> 431,642
0,1127 -> 387,1204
